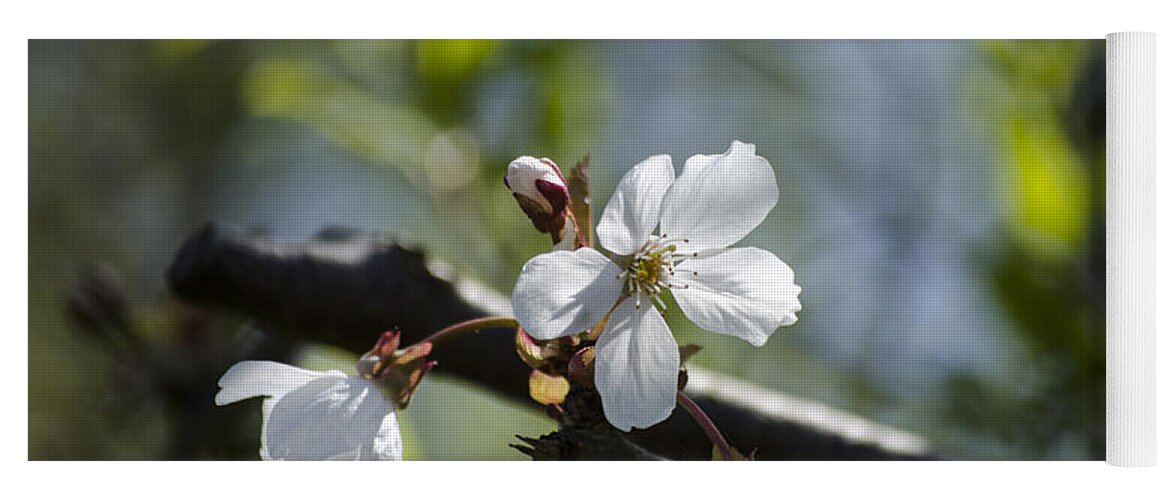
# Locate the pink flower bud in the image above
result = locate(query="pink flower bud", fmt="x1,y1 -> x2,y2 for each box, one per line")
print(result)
505,156 -> 571,239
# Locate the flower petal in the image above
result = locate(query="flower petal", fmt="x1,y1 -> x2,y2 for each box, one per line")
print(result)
595,299 -> 680,431
512,247 -> 624,340
659,141 -> 779,253
597,154 -> 675,255
671,247 -> 801,346
363,411 -> 404,460
214,360 -> 324,406
263,374 -> 399,460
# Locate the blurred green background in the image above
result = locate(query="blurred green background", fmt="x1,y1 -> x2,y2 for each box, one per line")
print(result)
29,40 -> 1105,460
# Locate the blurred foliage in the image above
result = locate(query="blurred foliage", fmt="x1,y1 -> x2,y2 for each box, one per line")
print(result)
233,40 -> 610,289
980,40 -> 1101,255
1008,116 -> 1088,248
29,39 -> 605,460
945,40 -> 1105,459
29,40 -> 1104,460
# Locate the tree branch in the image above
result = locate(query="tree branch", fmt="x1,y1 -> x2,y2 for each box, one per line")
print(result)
167,224 -> 940,460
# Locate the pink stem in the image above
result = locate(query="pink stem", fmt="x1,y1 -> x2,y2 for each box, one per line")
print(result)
422,316 -> 518,347
677,391 -> 732,460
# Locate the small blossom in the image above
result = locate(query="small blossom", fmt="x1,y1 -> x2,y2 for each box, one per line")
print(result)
215,360 -> 403,460
511,141 -> 802,431
506,156 -> 572,243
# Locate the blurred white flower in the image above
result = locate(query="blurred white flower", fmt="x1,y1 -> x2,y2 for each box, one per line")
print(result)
215,360 -> 403,460
511,141 -> 801,431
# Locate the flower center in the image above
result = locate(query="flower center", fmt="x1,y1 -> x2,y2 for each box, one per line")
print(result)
619,236 -> 693,310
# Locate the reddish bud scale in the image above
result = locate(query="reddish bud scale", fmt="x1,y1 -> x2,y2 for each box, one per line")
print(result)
357,329 -> 436,409
567,346 -> 596,389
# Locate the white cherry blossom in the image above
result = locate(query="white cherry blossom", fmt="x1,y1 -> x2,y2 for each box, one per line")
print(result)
512,141 -> 801,431
215,360 -> 403,460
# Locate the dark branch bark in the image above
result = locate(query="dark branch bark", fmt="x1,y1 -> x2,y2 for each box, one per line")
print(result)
167,223 -> 940,460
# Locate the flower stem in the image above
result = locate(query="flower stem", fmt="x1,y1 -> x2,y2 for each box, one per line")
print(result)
565,209 -> 588,249
422,316 -> 518,348
677,391 -> 732,460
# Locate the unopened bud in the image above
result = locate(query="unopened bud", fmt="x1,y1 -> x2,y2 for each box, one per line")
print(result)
528,369 -> 570,405
505,156 -> 571,241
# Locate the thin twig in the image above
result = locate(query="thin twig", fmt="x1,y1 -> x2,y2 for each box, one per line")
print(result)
422,316 -> 518,348
677,391 -> 732,460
